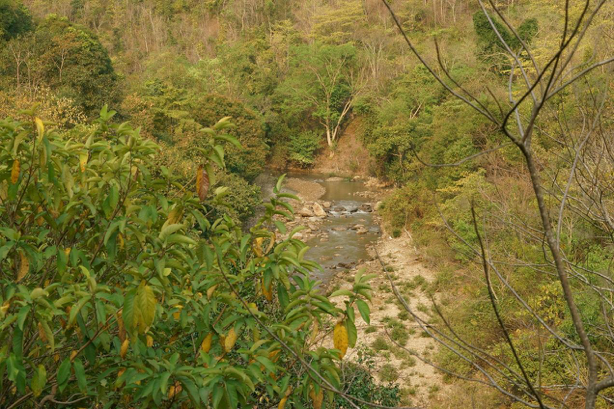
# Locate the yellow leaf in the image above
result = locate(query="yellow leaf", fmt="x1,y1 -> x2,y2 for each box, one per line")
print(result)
79,152 -> 88,173
278,397 -> 288,409
207,285 -> 218,300
167,385 -> 176,399
201,333 -> 213,353
262,277 -> 272,302
118,233 -> 124,250
36,206 -> 44,226
253,237 -> 264,257
172,305 -> 183,320
167,206 -> 184,225
137,283 -> 156,332
117,311 -> 126,342
116,367 -> 126,388
64,248 -> 71,258
35,117 -> 44,141
146,335 -> 154,348
17,251 -> 29,282
268,349 -> 280,363
38,322 -> 47,343
120,339 -> 129,359
0,301 -> 9,317
70,350 -> 78,361
196,165 -> 209,202
10,159 -> 19,184
310,320 -> 319,344
309,387 -> 324,409
333,321 -> 349,359
224,328 -> 238,352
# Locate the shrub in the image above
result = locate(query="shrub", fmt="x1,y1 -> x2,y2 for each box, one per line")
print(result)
206,171 -> 261,225
189,93 -> 268,181
0,0 -> 33,41
372,336 -> 389,351
288,130 -> 321,167
0,108 -> 374,408
333,352 -> 400,408
33,16 -> 120,115
391,327 -> 409,346
379,364 -> 399,383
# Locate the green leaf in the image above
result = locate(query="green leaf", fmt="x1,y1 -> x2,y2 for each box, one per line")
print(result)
137,283 -> 156,331
329,289 -> 353,298
31,364 -> 47,397
68,296 -> 91,327
123,288 -> 138,337
0,242 -> 15,261
16,305 -> 30,330
215,133 -> 242,148
57,358 -> 71,389
74,358 -> 87,393
346,319 -> 357,348
159,223 -> 184,240
356,299 -> 370,325
39,320 -> 54,352
166,234 -> 197,246
275,174 -> 286,193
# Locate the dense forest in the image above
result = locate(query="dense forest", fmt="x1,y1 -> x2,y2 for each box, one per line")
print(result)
0,0 -> 613,407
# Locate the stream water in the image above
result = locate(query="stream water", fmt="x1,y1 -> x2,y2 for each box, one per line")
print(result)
254,173 -> 380,283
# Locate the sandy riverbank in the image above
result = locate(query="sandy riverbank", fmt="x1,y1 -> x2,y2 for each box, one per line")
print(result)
284,175 -> 447,406
328,225 -> 449,406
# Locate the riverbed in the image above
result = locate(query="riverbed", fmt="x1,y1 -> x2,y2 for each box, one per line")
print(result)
254,172 -> 381,283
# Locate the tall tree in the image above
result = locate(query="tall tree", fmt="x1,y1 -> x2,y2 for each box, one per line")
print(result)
279,42 -> 365,149
0,0 -> 32,41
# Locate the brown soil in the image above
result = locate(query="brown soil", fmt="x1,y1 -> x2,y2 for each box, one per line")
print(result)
313,118 -> 373,177
329,228 -> 448,406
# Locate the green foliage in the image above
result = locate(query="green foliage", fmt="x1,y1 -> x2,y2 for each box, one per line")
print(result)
0,109 -> 373,408
473,11 -> 539,70
38,16 -> 119,114
333,351 -> 400,408
288,130 -> 321,167
378,363 -> 398,383
207,171 -> 261,224
189,94 -> 268,181
371,336 -> 389,351
276,42 -> 360,147
0,14 -> 119,115
0,0 -> 32,41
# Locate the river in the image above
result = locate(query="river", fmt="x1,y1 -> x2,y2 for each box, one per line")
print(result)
254,172 -> 381,283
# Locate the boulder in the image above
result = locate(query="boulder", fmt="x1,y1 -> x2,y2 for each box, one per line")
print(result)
333,206 -> 345,213
359,203 -> 372,212
356,227 -> 368,235
298,207 -> 314,217
322,201 -> 332,209
313,202 -> 327,218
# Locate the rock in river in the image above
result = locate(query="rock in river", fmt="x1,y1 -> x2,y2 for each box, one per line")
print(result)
313,202 -> 327,218
298,207 -> 314,217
